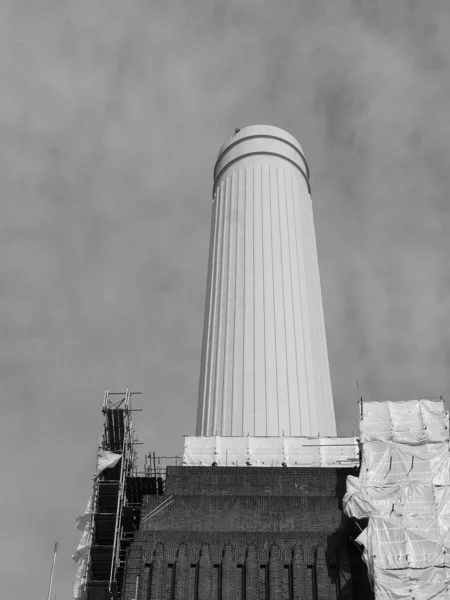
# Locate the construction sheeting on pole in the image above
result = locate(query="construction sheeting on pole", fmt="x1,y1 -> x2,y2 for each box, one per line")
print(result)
183,436 -> 359,467
344,399 -> 450,600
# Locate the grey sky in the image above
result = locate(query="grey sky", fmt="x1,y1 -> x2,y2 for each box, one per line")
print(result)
1,1 -> 449,597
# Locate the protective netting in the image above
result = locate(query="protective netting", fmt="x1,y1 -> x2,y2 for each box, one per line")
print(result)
344,400 -> 450,600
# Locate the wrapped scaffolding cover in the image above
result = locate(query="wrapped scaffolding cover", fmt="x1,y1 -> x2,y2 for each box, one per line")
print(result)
72,495 -> 93,599
374,567 -> 450,600
73,556 -> 88,600
360,400 -> 448,444
344,399 -> 450,600
183,436 -> 359,467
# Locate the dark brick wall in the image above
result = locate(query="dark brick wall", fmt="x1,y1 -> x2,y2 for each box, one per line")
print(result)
123,466 -> 372,600
163,466 -> 354,497
141,496 -> 343,532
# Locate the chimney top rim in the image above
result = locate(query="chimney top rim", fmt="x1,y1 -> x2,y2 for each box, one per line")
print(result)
217,125 -> 304,160
213,125 -> 309,189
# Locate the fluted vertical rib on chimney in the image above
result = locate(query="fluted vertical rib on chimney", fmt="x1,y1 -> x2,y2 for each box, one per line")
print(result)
197,125 -> 336,437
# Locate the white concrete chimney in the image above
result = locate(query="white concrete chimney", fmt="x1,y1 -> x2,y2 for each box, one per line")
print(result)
197,125 -> 336,437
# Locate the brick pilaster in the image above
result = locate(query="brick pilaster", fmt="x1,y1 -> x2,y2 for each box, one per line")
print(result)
198,543 -> 213,599
245,543 -> 259,600
292,544 -> 306,600
316,545 -> 335,600
222,543 -> 236,600
269,544 -> 283,600
174,543 -> 189,600
149,542 -> 166,599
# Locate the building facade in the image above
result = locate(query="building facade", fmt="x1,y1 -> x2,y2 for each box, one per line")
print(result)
123,466 -> 371,600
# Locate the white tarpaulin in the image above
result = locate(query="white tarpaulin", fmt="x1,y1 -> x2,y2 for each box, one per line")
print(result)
72,522 -> 91,562
183,436 -> 359,467
73,556 -> 88,600
374,567 -> 450,600
93,449 -> 122,479
344,399 -> 450,600
360,400 -> 448,445
75,495 -> 93,531
72,495 -> 93,599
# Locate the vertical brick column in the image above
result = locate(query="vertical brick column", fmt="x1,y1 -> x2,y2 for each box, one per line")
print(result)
138,563 -> 150,600
268,544 -> 283,600
122,545 -> 143,600
198,543 -> 213,599
174,543 -> 189,600
292,544 -> 306,600
316,545 -> 335,600
221,543 -> 236,600
245,544 -> 259,600
149,542 -> 166,599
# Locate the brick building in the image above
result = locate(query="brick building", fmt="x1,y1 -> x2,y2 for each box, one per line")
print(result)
122,466 -> 372,599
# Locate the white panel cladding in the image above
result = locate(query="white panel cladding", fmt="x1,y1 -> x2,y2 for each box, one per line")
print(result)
197,128 -> 336,437
183,436 -> 358,467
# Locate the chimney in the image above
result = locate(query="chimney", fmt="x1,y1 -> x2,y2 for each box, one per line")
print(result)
197,125 -> 336,437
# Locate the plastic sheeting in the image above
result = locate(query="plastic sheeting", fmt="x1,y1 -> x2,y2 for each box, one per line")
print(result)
72,496 -> 93,599
360,400 -> 448,445
75,495 -> 93,532
93,449 -> 121,479
373,567 -> 450,600
344,399 -> 450,600
73,556 -> 88,600
183,436 -> 359,467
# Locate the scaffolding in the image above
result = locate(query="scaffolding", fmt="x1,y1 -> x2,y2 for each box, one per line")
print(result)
144,452 -> 181,487
84,389 -> 156,600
